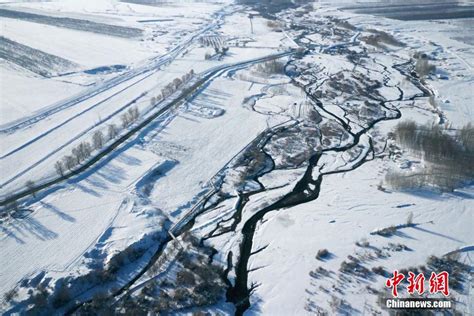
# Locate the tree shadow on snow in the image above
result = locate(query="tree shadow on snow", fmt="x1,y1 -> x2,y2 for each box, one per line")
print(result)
0,225 -> 25,244
95,163 -> 127,184
39,201 -> 75,223
9,215 -> 58,241
116,152 -> 142,166
73,182 -> 101,197
412,226 -> 464,243
404,184 -> 474,201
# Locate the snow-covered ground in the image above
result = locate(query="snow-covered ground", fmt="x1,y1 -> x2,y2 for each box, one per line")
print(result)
0,1 -> 292,311
0,0 -> 472,315
191,3 -> 473,315
247,129 -> 474,315
238,4 -> 474,315
0,0 -> 225,125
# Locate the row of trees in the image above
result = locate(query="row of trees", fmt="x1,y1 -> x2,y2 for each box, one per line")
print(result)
54,106 -> 140,177
160,69 -> 194,99
394,121 -> 473,163
150,69 -> 195,106
22,69 -> 196,198
120,107 -> 139,128
386,121 -> 473,191
11,68 -> 198,205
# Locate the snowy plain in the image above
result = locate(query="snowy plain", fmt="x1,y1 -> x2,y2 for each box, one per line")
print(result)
0,0 -> 473,315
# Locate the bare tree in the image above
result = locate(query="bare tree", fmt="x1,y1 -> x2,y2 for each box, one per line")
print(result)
55,161 -> 65,177
394,120 -> 417,148
92,130 -> 104,150
172,78 -> 183,90
79,142 -> 92,159
78,144 -> 87,162
63,155 -> 76,171
457,123 -> 474,151
121,113 -> 130,129
406,212 -> 414,225
26,180 -> 36,198
128,107 -> 139,122
182,70 -> 194,82
133,107 -> 139,120
108,124 -> 118,140
168,84 -> 174,94
161,87 -> 170,98
72,147 -> 81,164
71,142 -> 92,165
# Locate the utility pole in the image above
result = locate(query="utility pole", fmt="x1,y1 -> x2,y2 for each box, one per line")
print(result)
248,14 -> 254,34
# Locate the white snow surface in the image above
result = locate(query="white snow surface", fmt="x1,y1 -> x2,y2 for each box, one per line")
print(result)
0,1 -> 473,314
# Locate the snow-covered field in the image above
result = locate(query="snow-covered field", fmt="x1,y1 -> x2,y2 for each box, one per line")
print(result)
246,117 -> 474,315
0,0 -> 472,315
0,0 -> 225,124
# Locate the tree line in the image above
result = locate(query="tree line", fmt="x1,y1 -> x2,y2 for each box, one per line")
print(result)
13,69 -> 197,204
55,69 -> 197,177
386,121 -> 473,191
159,69 -> 194,99
54,106 -> 141,177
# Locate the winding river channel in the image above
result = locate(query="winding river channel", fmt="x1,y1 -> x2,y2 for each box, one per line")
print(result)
223,51 -> 432,315
77,11 -> 433,315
